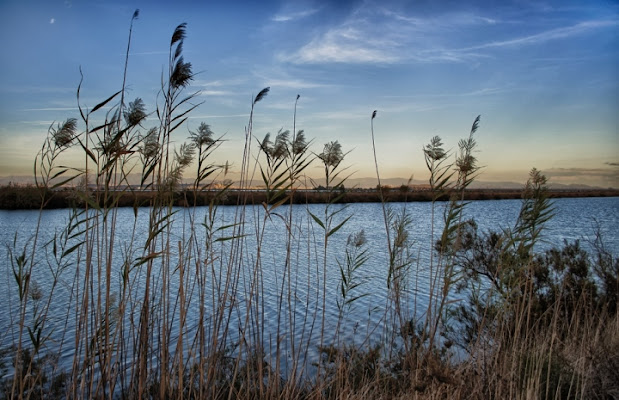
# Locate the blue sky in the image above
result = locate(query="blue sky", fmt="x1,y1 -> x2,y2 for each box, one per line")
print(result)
0,0 -> 617,187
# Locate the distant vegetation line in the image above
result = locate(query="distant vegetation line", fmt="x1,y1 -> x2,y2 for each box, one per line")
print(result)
0,184 -> 617,209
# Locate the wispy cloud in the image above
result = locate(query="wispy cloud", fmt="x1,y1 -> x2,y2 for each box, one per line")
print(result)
16,120 -> 59,126
191,78 -> 250,99
382,87 -> 509,99
196,79 -> 233,87
249,66 -> 333,90
546,167 -> 618,177
280,6 -> 505,65
462,19 -> 618,51
194,78 -> 249,90
282,26 -> 400,64
262,77 -> 330,89
544,167 -> 619,188
280,3 -> 618,66
272,8 -> 319,22
50,18 -> 55,24
200,90 -> 232,96
381,9 -> 501,28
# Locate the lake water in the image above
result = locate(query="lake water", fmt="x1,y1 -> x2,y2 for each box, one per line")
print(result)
1,196 -> 618,376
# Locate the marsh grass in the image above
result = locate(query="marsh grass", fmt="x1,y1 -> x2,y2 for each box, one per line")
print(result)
1,11 -> 617,400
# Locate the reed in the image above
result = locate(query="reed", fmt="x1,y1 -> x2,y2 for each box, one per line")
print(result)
1,11 -> 617,400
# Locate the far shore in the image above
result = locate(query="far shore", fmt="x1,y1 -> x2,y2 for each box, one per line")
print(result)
1,185 -> 618,210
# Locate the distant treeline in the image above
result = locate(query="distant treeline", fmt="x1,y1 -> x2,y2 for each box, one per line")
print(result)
1,184 -> 618,210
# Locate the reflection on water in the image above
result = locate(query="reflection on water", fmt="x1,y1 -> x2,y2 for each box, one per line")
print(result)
0,197 -> 617,373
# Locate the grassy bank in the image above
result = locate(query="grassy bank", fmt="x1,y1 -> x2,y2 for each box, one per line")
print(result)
1,184 -> 618,210
1,12 -> 617,399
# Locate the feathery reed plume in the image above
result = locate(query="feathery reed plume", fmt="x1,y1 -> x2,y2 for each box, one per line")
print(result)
254,87 -> 270,105
170,22 -> 186,46
52,118 -> 78,148
170,56 -> 193,89
318,141 -> 344,170
124,98 -> 147,127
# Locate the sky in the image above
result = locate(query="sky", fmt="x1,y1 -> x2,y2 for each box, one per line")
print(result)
0,0 -> 617,188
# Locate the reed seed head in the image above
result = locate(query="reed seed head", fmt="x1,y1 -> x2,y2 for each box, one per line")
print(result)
292,130 -> 307,155
124,98 -> 147,127
318,141 -> 344,168
424,136 -> 447,161
52,118 -> 78,148
171,23 -> 187,46
170,56 -> 193,89
190,122 -> 215,147
254,87 -> 270,105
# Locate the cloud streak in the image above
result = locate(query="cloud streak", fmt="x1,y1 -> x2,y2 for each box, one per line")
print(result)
280,4 -> 617,66
544,167 -> 619,187
462,19 -> 619,51
200,90 -> 232,96
382,87 -> 509,99
262,77 -> 330,89
281,21 -> 402,64
272,8 -> 319,22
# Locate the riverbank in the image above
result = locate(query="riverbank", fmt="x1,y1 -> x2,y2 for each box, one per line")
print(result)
1,184 -> 617,209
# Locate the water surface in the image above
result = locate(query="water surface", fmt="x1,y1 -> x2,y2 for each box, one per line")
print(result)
1,197 -> 617,372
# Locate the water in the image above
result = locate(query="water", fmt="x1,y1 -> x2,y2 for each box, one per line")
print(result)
0,197 -> 617,376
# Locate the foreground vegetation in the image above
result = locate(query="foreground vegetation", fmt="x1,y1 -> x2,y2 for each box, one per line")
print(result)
1,12 -> 617,399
